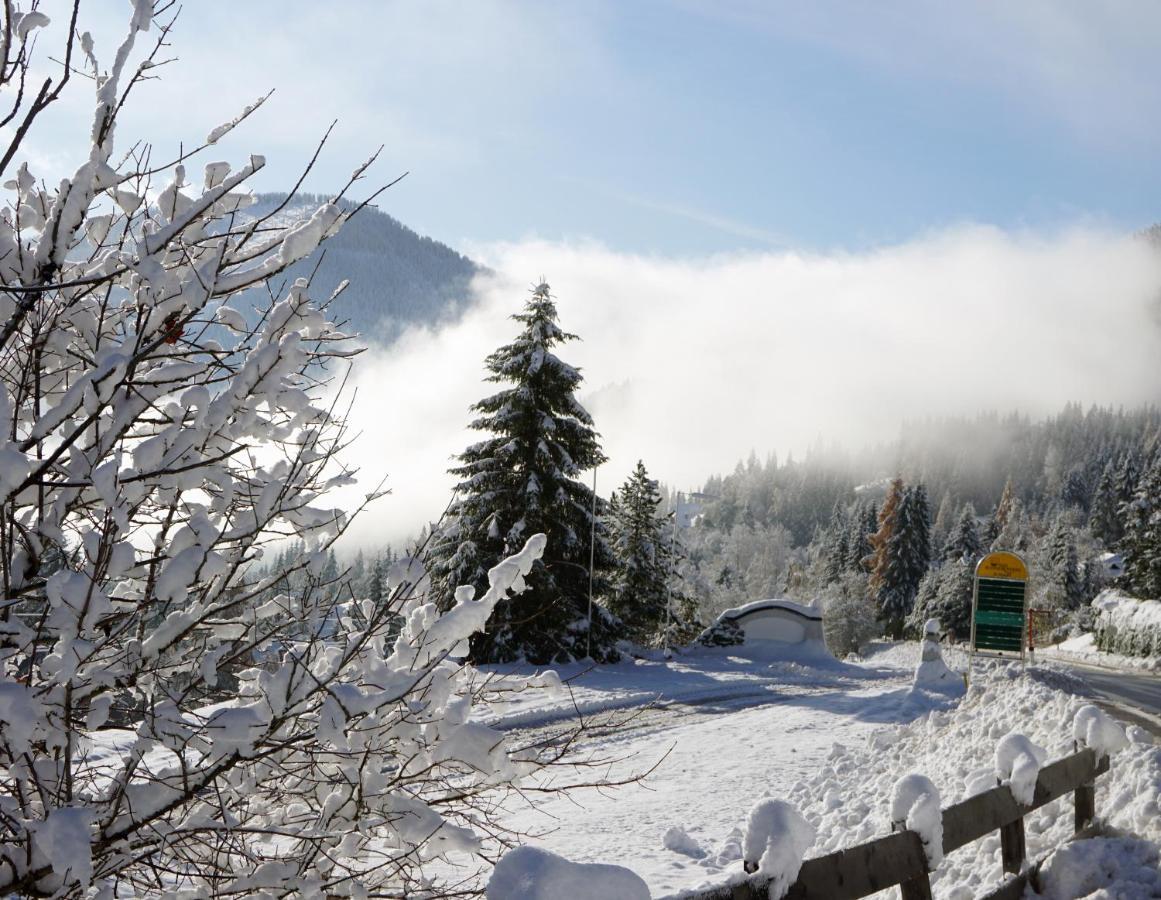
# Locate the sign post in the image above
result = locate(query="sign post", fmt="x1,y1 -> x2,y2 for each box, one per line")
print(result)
969,551 -> 1029,686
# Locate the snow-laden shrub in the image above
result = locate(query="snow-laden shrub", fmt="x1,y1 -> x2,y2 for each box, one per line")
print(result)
1093,590 -> 1161,659
697,615 -> 745,647
821,572 -> 879,656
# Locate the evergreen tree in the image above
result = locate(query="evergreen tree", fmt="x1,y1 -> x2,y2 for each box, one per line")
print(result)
428,283 -> 618,663
846,500 -> 876,573
993,497 -> 1031,553
606,461 -> 694,645
944,503 -> 983,563
908,561 -> 974,640
1122,456 -> 1161,599
904,484 -> 933,582
931,490 -> 956,558
869,478 -> 914,638
822,500 -> 850,583
1088,460 -> 1122,547
1041,518 -> 1083,610
994,477 -> 1016,537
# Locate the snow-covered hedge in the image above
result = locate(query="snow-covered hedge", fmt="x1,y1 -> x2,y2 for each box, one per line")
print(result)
1093,590 -> 1161,659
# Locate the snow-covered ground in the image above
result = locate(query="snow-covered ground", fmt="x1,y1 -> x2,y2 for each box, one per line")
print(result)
468,641 -> 1160,899
77,640 -> 1161,899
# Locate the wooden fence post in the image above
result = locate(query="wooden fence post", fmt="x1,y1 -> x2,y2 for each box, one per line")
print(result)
999,816 -> 1026,874
898,873 -> 934,900
1074,781 -> 1095,833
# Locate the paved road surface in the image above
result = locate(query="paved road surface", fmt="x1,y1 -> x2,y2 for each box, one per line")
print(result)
1061,661 -> 1161,735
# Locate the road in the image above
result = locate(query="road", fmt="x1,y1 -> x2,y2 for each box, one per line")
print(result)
1060,660 -> 1161,736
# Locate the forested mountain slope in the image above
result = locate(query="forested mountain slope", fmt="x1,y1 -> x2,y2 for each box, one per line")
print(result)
247,193 -> 481,342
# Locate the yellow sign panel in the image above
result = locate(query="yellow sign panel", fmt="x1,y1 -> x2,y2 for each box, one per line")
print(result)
976,551 -> 1028,581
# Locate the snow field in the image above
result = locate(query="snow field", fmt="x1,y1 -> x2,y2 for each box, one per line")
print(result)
496,680 -> 903,896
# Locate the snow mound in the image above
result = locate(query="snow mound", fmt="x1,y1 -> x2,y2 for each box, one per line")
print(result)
487,846 -> 651,900
1073,704 -> 1129,760
890,774 -> 943,867
742,799 -> 815,898
994,732 -> 1046,805
1033,835 -> 1161,899
662,826 -> 706,859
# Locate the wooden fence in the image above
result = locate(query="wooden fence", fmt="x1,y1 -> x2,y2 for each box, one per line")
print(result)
684,747 -> 1109,900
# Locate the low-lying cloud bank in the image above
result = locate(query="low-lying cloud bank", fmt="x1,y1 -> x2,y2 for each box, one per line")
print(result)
335,225 -> 1161,548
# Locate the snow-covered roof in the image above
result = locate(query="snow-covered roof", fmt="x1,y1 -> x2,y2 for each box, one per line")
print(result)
718,598 -> 823,622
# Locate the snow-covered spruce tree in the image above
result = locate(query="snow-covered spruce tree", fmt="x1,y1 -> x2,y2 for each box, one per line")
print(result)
869,478 -> 927,638
1122,454 -> 1161,599
0,8 -> 609,897
1038,517 -> 1084,611
606,461 -> 695,646
943,502 -> 983,563
907,561 -> 973,641
428,283 -> 619,663
1088,459 -> 1122,548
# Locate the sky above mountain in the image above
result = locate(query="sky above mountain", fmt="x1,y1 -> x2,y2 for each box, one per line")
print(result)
18,1 -> 1161,545
35,0 -> 1161,256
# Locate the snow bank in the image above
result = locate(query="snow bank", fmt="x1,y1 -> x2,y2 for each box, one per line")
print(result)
741,799 -> 815,898
487,846 -> 651,900
1032,835 -> 1161,898
1039,630 -> 1161,672
994,732 -> 1046,805
778,666 -> 1160,898
1092,589 -> 1161,663
890,774 -> 943,866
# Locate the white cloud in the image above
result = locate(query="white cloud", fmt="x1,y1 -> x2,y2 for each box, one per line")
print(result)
334,225 -> 1161,548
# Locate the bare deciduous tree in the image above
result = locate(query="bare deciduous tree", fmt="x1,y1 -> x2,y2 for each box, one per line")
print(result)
0,4 -> 635,896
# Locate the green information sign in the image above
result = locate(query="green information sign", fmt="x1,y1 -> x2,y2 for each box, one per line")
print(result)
971,551 -> 1028,659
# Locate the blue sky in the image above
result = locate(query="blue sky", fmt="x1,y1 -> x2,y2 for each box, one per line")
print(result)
26,0 -> 1161,539
44,1 -> 1161,256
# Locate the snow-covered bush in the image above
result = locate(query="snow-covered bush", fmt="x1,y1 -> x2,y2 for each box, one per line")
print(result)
1093,590 -> 1161,659
0,6 -> 586,896
821,572 -> 879,656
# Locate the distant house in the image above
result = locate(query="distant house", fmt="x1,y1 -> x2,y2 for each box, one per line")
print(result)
675,492 -> 711,528
1098,552 -> 1125,579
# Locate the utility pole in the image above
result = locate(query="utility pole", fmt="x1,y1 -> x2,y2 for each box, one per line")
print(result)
663,491 -> 679,658
587,465 -> 598,660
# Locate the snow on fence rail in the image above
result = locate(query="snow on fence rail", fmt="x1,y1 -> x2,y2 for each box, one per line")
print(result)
682,746 -> 1109,900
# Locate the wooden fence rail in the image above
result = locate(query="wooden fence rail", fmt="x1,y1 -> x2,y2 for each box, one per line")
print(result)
684,747 -> 1109,900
